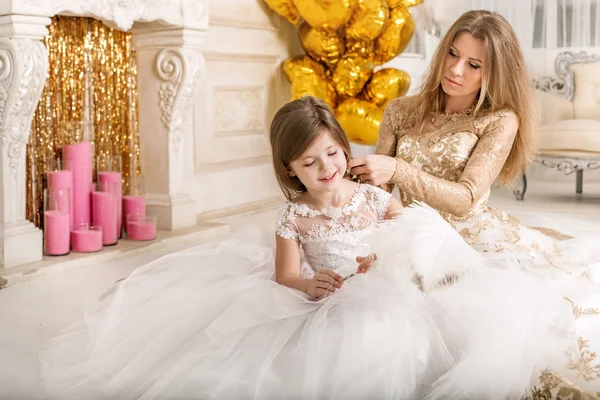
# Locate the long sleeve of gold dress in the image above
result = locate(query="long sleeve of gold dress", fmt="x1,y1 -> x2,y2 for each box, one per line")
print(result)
376,96 -> 600,399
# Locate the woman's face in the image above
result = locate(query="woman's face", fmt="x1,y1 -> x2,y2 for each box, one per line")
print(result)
441,31 -> 485,100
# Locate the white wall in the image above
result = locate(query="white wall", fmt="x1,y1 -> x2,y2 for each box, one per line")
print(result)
191,0 -> 301,216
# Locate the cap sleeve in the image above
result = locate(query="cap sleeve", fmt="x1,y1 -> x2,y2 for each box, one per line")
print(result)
275,203 -> 300,241
364,184 -> 392,220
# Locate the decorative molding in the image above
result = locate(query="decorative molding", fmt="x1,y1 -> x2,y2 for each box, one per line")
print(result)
209,15 -> 279,32
533,75 -> 566,98
196,155 -> 272,173
214,87 -> 264,135
536,153 -> 600,176
156,46 -> 204,155
51,0 -> 186,32
202,52 -> 280,64
0,15 -> 51,41
182,0 -> 209,29
0,38 -> 47,176
195,195 -> 283,224
554,51 -> 600,101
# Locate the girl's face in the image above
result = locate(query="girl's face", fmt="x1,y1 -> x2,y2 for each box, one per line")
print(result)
288,130 -> 347,195
441,31 -> 485,101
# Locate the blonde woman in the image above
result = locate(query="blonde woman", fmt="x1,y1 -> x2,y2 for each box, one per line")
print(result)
350,10 -> 600,398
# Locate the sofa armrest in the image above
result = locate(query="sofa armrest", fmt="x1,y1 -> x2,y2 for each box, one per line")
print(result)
535,89 -> 574,125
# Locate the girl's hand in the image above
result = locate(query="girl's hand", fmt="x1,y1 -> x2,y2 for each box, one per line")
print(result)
306,269 -> 344,299
356,253 -> 377,274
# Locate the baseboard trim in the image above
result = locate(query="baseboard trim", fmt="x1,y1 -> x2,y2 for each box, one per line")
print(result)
196,196 -> 284,223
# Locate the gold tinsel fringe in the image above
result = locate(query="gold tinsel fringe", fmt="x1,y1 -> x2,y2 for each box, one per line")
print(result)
27,16 -> 141,227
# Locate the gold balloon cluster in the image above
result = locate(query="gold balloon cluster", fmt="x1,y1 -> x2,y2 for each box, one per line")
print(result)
268,0 -> 421,145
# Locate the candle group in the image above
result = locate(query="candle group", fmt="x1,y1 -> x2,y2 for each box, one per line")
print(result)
43,143 -> 157,255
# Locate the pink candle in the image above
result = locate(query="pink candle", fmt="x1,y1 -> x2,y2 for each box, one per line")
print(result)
71,227 -> 103,253
123,195 -> 145,234
92,191 -> 118,245
63,142 -> 93,226
44,210 -> 70,255
47,170 -> 73,230
98,171 -> 122,236
127,220 -> 156,241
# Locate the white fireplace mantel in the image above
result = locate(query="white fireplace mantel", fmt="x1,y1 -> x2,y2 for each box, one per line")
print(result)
0,0 -> 210,268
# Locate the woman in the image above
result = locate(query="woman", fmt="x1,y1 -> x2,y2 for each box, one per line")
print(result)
349,10 -> 600,398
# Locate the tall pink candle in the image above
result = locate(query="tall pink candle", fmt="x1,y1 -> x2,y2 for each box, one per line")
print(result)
71,227 -> 103,253
63,142 -> 93,226
44,210 -> 70,255
47,170 -> 73,230
123,195 -> 145,234
98,171 -> 122,236
127,220 -> 156,241
92,191 -> 118,245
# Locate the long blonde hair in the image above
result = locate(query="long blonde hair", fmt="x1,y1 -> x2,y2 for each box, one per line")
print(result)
412,10 -> 535,183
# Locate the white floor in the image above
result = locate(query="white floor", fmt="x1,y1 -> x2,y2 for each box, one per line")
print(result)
0,180 -> 599,399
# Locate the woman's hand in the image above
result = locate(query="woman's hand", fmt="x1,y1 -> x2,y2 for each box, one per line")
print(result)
356,253 -> 377,274
347,155 -> 397,186
306,269 -> 344,299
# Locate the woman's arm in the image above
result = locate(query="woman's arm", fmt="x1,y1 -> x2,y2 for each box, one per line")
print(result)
374,99 -> 402,193
388,113 -> 519,217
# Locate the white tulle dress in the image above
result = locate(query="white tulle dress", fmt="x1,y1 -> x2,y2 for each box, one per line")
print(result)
39,184 -> 579,400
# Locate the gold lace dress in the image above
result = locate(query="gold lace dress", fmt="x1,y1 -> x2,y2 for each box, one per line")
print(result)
376,95 -> 600,399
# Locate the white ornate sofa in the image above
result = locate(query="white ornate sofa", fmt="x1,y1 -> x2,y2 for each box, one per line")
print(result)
514,51 -> 600,200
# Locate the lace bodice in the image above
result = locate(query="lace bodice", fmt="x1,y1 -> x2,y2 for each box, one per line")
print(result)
376,95 -> 519,220
276,184 -> 391,277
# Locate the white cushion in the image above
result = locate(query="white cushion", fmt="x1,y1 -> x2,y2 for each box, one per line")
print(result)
537,119 -> 600,153
571,62 -> 600,120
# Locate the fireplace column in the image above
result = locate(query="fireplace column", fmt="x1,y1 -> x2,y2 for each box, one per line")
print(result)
132,20 -> 207,231
0,11 -> 51,268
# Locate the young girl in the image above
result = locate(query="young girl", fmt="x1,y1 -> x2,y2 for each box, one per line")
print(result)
39,96 -> 454,400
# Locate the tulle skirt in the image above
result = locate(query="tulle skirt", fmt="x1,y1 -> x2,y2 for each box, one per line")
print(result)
40,225 -> 453,400
39,205 -> 583,400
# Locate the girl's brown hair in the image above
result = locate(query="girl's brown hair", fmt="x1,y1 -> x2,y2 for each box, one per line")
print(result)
411,10 -> 536,183
270,96 -> 351,200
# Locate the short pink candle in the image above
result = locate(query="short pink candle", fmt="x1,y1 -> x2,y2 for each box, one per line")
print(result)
127,214 -> 157,241
63,142 -> 93,226
71,227 -> 103,253
127,221 -> 156,241
92,191 -> 118,245
44,210 -> 70,255
47,170 -> 73,230
98,171 -> 122,236
123,195 -> 145,234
